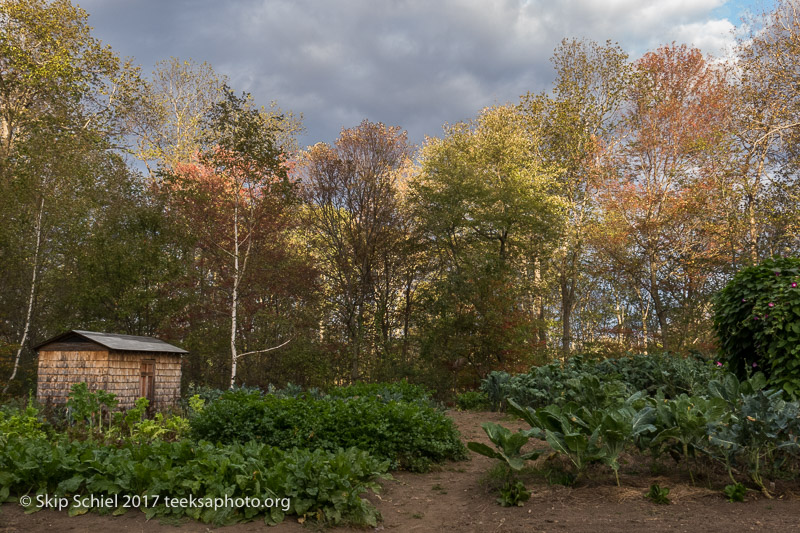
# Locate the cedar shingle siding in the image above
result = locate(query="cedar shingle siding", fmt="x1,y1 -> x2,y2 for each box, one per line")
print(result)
35,330 -> 185,411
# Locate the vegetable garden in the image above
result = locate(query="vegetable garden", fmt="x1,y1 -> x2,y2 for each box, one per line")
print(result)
0,382 -> 465,526
471,354 -> 800,506
4,258 -> 800,529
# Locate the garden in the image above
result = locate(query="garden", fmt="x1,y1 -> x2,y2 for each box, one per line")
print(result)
0,381 -> 465,527
4,253 -> 800,531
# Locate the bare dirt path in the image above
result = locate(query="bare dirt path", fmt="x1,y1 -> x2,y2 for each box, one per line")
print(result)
3,410 -> 800,532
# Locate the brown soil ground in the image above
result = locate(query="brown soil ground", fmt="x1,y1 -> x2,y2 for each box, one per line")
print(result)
3,410 -> 800,532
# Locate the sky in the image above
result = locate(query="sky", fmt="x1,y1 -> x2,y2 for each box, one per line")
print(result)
77,0 -> 771,149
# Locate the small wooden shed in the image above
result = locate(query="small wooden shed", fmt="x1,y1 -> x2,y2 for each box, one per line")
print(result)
35,330 -> 187,411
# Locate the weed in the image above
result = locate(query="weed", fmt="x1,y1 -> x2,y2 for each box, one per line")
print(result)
646,484 -> 670,504
723,482 -> 747,502
497,480 -> 531,507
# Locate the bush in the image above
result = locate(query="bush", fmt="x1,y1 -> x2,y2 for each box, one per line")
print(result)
456,390 -> 491,411
0,432 -> 388,526
713,256 -> 800,396
189,389 -> 466,471
0,400 -> 49,443
325,380 -> 432,404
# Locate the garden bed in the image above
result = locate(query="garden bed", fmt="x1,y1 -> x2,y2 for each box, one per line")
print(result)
3,410 -> 800,532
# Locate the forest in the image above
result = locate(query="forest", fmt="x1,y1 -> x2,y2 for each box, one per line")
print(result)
2,0 -> 800,398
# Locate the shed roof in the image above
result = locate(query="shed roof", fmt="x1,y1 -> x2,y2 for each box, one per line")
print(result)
35,330 -> 188,354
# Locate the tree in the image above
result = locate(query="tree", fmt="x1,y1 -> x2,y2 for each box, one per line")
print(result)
0,0 -> 138,392
130,57 -> 303,180
410,105 -> 564,380
161,88 -> 296,388
130,58 -> 225,177
301,120 -> 413,382
730,0 -> 800,263
598,44 -> 731,351
520,39 -> 630,356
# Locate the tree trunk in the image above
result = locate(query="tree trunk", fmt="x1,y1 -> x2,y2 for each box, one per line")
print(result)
229,202 -> 240,389
560,274 -> 575,358
4,197 -> 44,394
648,256 -> 668,351
534,259 -> 547,346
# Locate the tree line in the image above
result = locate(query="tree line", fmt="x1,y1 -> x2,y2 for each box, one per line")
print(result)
2,0 -> 800,396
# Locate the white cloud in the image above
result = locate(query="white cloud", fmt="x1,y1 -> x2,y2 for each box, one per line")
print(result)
78,0 -> 749,147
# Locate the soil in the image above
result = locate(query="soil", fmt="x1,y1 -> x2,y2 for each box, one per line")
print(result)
3,410 -> 800,532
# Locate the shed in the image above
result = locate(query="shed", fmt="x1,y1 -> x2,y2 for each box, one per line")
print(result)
35,330 -> 187,411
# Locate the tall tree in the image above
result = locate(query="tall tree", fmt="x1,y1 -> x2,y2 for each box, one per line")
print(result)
301,121 -> 413,382
130,58 -> 303,180
0,0 -> 138,392
520,39 -> 630,356
731,0 -> 800,263
599,44 -> 731,351
161,88 -> 296,388
411,105 -> 564,380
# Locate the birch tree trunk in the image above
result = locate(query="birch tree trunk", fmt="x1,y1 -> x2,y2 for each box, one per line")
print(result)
4,196 -> 44,394
229,200 -> 240,389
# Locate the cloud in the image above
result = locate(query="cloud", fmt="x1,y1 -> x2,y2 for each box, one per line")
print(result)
78,0 -> 746,148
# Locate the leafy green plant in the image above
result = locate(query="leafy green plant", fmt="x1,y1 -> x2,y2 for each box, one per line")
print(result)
123,397 -> 149,434
190,389 -> 466,471
456,390 -> 491,411
130,413 -> 190,443
482,353 -> 718,413
187,394 -> 205,414
707,388 -> 800,497
651,393 -> 728,484
326,380 -> 433,404
723,482 -> 747,502
713,255 -> 800,396
0,400 -> 48,444
467,422 -> 540,471
65,383 -> 118,435
595,397 -> 656,486
508,399 -> 605,477
481,371 -> 511,411
497,480 -> 531,507
646,483 -> 670,504
0,431 -> 390,526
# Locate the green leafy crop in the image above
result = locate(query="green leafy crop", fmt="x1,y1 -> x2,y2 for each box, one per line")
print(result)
467,422 -> 540,471
189,389 -> 466,471
723,482 -> 747,502
0,433 -> 389,526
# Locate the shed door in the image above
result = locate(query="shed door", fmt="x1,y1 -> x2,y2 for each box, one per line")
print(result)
140,360 -> 155,406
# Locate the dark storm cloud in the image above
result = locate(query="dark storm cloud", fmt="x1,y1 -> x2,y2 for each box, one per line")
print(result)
78,0 -> 740,148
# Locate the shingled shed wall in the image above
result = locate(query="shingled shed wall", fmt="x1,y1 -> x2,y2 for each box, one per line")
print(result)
106,351 -> 181,410
37,348 -> 111,405
35,330 -> 185,412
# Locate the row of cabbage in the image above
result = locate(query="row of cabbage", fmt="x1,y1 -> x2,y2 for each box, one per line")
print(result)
473,354 -> 800,501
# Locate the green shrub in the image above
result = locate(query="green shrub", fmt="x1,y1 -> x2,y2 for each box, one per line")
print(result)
325,380 -> 433,404
0,400 -> 48,443
713,256 -> 800,396
189,390 -> 466,471
456,390 -> 491,411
